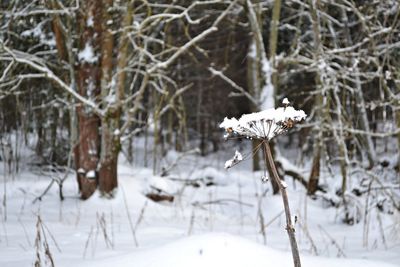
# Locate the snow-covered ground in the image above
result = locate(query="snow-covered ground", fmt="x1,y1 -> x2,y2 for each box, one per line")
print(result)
0,143 -> 399,267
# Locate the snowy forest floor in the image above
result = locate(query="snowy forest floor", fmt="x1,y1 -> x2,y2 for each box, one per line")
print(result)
0,140 -> 399,267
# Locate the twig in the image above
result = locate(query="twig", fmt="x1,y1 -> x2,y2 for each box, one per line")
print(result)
263,210 -> 285,229
297,217 -> 318,255
187,208 -> 195,236
318,224 -> 347,257
132,201 -> 148,247
257,194 -> 267,245
33,180 -> 55,204
121,187 -> 138,246
192,198 -> 253,208
82,226 -> 94,259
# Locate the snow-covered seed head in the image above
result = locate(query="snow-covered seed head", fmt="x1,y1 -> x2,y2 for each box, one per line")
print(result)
219,100 -> 306,141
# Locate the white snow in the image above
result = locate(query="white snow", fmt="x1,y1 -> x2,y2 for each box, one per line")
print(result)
190,167 -> 230,186
114,129 -> 121,136
21,21 -> 56,47
282,97 -> 290,105
87,16 -> 94,27
0,139 -> 398,267
78,42 -> 98,64
106,93 -> 116,104
86,170 -> 96,179
77,233 -> 397,267
280,180 -> 288,188
88,148 -> 97,156
144,175 -> 178,195
248,40 -> 256,58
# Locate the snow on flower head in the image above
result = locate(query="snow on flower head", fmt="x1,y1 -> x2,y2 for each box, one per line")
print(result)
220,101 -> 306,140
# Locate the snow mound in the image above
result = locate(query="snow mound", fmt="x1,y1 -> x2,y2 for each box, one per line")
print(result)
144,176 -> 179,195
190,167 -> 230,186
80,233 -> 398,267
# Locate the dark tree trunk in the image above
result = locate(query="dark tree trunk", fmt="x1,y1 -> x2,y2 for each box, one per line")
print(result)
75,0 -> 103,199
98,126 -> 119,195
307,146 -> 320,195
76,115 -> 100,199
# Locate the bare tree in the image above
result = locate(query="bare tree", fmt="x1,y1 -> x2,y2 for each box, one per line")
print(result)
0,0 -> 242,199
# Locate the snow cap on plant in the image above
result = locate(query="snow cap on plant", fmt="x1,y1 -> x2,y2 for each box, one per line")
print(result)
220,98 -> 306,140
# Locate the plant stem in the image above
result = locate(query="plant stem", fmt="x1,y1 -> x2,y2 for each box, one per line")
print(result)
263,141 -> 301,267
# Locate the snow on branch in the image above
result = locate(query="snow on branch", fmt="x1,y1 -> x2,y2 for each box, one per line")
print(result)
1,45 -> 103,116
147,0 -> 239,73
208,66 -> 258,106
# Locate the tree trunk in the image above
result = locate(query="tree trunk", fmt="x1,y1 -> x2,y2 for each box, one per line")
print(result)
246,1 -> 265,172
35,104 -> 44,159
308,145 -> 321,195
98,0 -> 120,196
397,110 -> 400,172
307,0 -> 324,195
98,123 -> 119,196
267,0 -> 282,194
75,0 -> 103,199
98,0 -> 135,195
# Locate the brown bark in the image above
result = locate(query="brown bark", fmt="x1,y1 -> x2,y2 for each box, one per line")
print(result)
98,127 -> 119,195
307,146 -> 320,195
76,114 -> 100,199
307,0 -> 323,196
264,141 -> 280,194
75,0 -> 103,199
397,110 -> 400,172
48,0 -> 67,61
98,0 -> 118,196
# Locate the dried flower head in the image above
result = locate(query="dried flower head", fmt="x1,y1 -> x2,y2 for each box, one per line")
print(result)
220,103 -> 306,141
